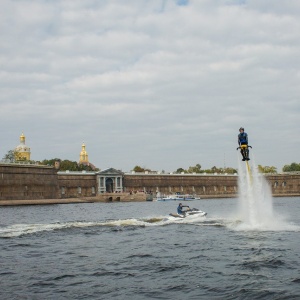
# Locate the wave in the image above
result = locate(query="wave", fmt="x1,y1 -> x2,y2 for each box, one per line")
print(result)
228,213 -> 300,232
1,213 -> 299,238
0,214 -> 210,238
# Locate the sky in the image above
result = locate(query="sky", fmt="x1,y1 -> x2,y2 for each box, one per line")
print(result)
1,0 -> 300,172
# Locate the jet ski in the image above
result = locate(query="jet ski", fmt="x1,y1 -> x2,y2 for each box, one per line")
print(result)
169,208 -> 207,219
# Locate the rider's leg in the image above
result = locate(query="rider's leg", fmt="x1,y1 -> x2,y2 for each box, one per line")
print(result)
240,149 -> 245,161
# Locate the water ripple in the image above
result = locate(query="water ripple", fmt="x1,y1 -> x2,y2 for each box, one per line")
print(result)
0,198 -> 299,299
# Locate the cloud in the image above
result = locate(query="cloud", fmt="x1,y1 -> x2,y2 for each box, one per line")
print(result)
0,0 -> 299,172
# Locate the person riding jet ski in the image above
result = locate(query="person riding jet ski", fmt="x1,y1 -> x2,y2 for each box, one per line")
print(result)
177,203 -> 190,215
169,204 -> 207,218
238,127 -> 250,161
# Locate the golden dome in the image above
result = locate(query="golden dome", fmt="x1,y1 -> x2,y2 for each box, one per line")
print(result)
15,132 -> 31,161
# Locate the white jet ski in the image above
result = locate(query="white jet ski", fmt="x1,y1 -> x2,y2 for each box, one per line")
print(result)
169,208 -> 207,219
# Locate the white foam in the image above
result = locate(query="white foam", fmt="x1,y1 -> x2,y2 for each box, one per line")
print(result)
235,154 -> 300,231
0,214 -> 209,238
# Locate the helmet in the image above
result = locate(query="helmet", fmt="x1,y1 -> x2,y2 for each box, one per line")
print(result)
239,127 -> 244,131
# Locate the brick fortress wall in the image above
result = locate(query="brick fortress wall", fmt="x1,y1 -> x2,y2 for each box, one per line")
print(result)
0,164 -> 59,200
123,173 -> 300,198
267,173 -> 300,196
0,164 -> 299,201
57,172 -> 97,198
123,174 -> 238,198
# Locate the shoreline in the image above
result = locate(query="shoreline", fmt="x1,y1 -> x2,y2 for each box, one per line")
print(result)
0,198 -> 93,206
0,194 -> 299,206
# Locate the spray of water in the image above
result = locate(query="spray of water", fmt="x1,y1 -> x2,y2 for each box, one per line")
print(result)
237,154 -> 274,230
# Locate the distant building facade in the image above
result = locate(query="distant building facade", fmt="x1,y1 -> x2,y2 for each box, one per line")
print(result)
97,168 -> 124,193
1,163 -> 300,201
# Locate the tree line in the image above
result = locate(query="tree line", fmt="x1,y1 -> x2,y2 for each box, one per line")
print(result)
3,149 -> 298,173
282,162 -> 300,172
133,164 -> 238,174
42,158 -> 99,172
133,163 -> 286,174
2,150 -> 98,171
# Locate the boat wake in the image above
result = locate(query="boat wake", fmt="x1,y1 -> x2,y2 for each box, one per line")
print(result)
0,214 -> 214,238
1,213 -> 299,238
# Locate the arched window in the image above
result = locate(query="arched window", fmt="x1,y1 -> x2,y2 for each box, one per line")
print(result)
282,181 -> 286,187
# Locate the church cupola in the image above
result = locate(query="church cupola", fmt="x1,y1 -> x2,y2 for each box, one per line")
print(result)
15,132 -> 31,161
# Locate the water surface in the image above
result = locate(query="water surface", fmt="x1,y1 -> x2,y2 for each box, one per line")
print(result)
1,198 -> 299,299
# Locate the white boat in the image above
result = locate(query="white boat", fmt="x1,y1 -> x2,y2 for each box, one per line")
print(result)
156,194 -> 201,201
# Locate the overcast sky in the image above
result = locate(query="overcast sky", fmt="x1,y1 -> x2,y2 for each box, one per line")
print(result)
1,0 -> 299,172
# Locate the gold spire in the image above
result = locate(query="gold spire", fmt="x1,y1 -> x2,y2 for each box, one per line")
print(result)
20,132 -> 25,144
79,142 -> 89,163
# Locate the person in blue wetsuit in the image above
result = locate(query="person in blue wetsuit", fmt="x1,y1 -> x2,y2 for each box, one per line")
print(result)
177,203 -> 190,215
238,127 -> 249,161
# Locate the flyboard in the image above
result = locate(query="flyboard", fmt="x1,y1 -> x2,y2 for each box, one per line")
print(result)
237,144 -> 252,181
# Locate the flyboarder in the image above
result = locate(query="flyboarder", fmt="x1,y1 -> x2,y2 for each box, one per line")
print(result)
238,127 -> 250,161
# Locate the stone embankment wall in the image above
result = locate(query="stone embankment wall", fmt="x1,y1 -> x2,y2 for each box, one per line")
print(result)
123,174 -> 238,198
267,174 -> 300,196
123,173 -> 300,198
57,172 -> 97,198
0,164 -> 58,200
81,192 -> 150,202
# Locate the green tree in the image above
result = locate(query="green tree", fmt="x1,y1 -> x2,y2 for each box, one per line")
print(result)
175,167 -> 186,174
3,150 -> 16,162
211,166 -> 219,173
258,165 -> 277,173
133,165 -> 145,172
283,162 -> 300,172
175,165 -> 237,174
41,158 -> 61,166
78,163 -> 99,172
187,164 -> 202,173
224,167 -> 237,174
59,160 -> 79,171
40,158 -> 98,171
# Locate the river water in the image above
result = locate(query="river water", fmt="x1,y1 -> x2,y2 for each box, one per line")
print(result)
1,197 -> 300,300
